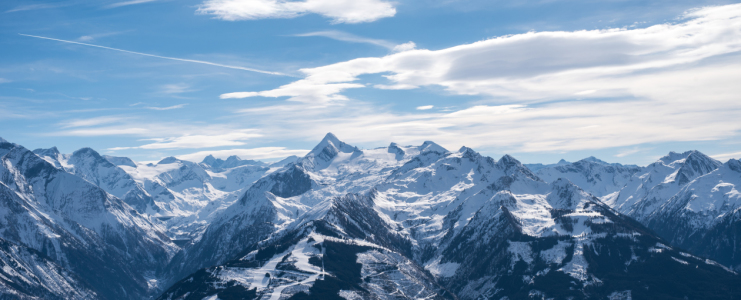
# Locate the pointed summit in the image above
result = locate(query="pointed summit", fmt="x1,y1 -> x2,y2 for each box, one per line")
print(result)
497,154 -> 522,168
300,133 -> 359,170
418,141 -> 447,154
202,154 -> 219,165
308,132 -> 357,156
675,150 -> 721,185
727,158 -> 741,172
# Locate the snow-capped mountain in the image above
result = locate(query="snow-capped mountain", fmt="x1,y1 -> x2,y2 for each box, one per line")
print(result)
606,150 -> 722,221
535,157 -> 643,197
524,159 -> 570,172
0,237 -> 96,299
645,158 -> 741,270
33,146 -> 161,214
116,154 -> 282,241
159,134 -> 741,299
3,134 -> 741,299
0,139 -> 176,300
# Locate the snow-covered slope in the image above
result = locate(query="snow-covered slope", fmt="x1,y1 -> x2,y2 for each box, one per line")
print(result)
116,155 -> 280,241
646,158 -> 741,270
34,147 -> 161,214
535,157 -> 643,197
1,139 -> 176,300
0,237 -> 96,300
606,150 -> 722,221
160,134 -> 741,299
430,176 -> 741,299
159,191 -> 452,300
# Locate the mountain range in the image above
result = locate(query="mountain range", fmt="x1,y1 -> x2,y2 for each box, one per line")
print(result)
1,134 -> 740,299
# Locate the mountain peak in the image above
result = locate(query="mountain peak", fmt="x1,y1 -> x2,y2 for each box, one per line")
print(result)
72,147 -> 101,157
557,159 -> 570,165
458,146 -> 474,153
103,155 -> 137,168
32,146 -> 60,157
158,156 -> 180,164
70,147 -> 106,163
308,132 -> 357,156
418,141 -> 447,154
659,150 -> 695,164
581,156 -> 608,165
497,154 -> 522,166
388,142 -> 405,159
727,158 -> 741,172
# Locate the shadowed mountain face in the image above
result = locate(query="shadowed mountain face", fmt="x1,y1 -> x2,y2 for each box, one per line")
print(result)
2,135 -> 741,299
1,139 -> 176,299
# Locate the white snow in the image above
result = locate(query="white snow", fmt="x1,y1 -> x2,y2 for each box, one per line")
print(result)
424,257 -> 460,278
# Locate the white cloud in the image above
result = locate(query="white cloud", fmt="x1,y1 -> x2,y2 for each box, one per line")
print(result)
58,128 -> 151,136
615,147 -> 645,158
222,4 -> 741,154
711,151 -> 741,162
223,4 -> 741,103
416,105 -> 434,110
197,0 -> 396,24
145,104 -> 188,110
108,131 -> 262,150
294,30 -> 396,48
177,147 -> 309,162
60,116 -> 131,128
159,83 -> 194,94
0,78 -> 10,83
294,31 -> 416,51
392,41 -> 417,52
105,0 -> 158,9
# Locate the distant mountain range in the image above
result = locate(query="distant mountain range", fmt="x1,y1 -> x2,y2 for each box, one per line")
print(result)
1,134 -> 740,299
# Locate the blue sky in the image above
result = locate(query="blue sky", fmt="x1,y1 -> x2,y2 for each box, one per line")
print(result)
2,0 -> 741,165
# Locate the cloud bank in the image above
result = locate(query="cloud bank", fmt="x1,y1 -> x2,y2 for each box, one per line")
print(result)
224,4 -> 741,153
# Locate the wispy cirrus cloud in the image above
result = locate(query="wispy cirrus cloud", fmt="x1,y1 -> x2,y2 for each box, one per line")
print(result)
60,116 -> 131,128
145,104 -> 187,110
108,131 -> 262,150
77,30 -> 133,42
711,151 -> 741,162
5,3 -> 68,13
197,0 -> 396,24
19,34 -> 288,76
293,30 -> 415,52
105,0 -> 158,9
158,83 -> 195,94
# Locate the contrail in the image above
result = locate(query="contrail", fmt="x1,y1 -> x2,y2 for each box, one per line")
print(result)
19,33 -> 289,76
